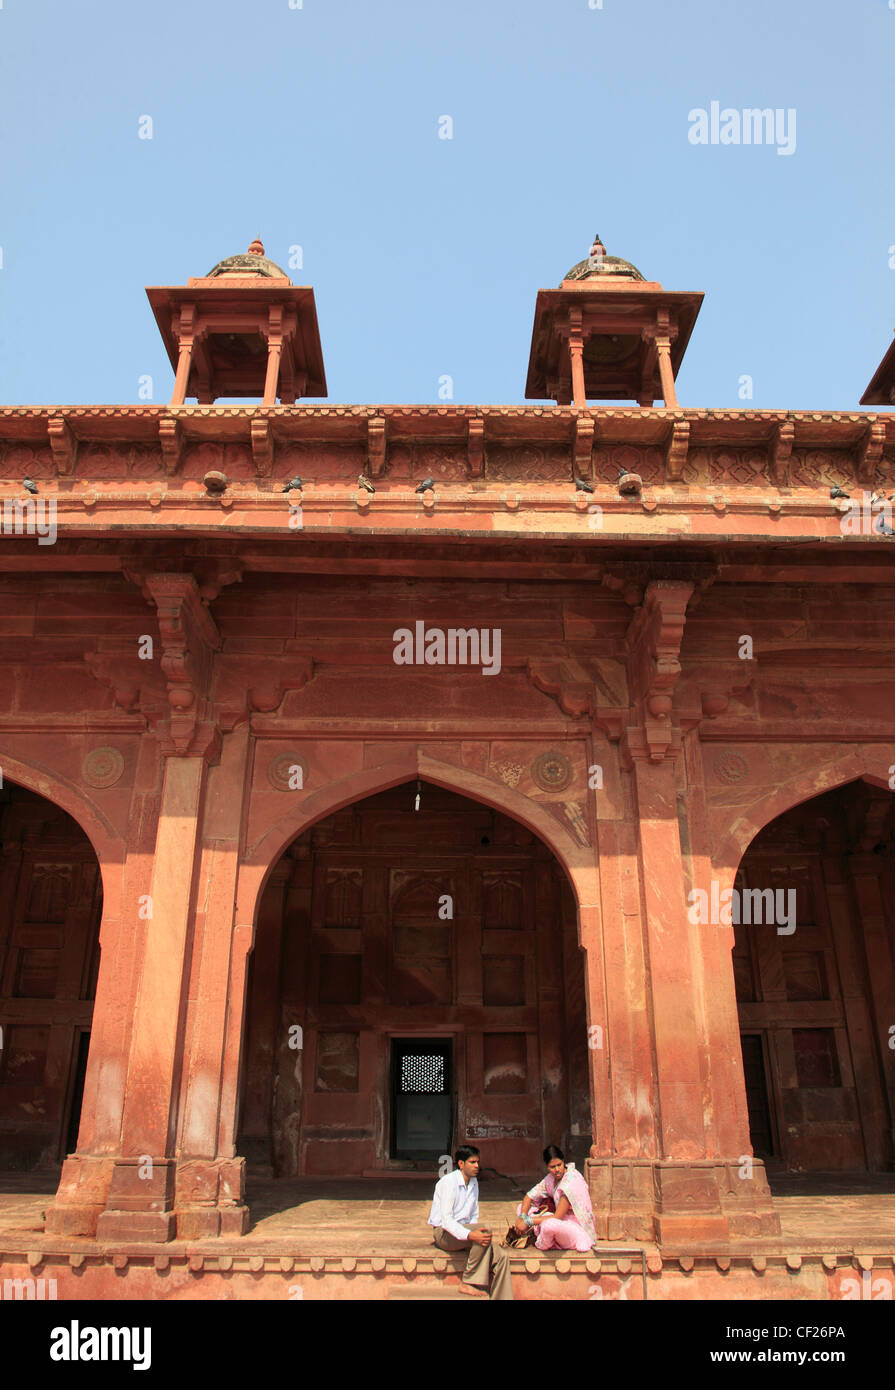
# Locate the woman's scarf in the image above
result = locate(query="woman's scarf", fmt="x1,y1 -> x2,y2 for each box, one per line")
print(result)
526,1164 -> 597,1246
556,1165 -> 597,1246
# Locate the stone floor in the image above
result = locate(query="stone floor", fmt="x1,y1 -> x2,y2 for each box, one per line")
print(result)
0,1168 -> 893,1256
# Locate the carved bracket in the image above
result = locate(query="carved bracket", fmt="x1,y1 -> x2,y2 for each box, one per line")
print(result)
624,580 -> 694,762
158,416 -> 183,476
467,417 -> 484,478
526,658 -> 594,720
368,416 -> 387,478
139,573 -> 222,755
216,655 -> 316,731
48,416 -> 77,476
83,648 -> 150,716
769,419 -> 794,487
572,416 -> 595,480
664,419 -> 689,483
856,420 -> 885,486
195,565 -> 244,605
251,418 -> 274,477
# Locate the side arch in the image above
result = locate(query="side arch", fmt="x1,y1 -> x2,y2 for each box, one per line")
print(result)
0,748 -> 126,922
715,744 -> 894,873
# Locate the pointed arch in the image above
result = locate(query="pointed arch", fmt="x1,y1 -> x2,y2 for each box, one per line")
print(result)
236,749 -> 599,934
715,744 -> 895,872
0,748 -> 126,920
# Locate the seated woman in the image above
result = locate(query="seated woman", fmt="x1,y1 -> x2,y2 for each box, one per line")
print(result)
514,1144 -> 596,1252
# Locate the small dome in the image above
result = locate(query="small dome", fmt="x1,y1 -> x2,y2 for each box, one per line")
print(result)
206,238 -> 290,281
562,234 -> 644,285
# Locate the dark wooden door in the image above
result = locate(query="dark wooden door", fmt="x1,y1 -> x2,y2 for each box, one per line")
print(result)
740,1033 -> 775,1158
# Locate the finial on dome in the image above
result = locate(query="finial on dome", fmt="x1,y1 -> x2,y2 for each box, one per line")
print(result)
248,238 -> 265,256
561,233 -> 645,285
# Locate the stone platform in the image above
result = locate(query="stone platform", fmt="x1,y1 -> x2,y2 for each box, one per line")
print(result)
1,1171 -> 893,1301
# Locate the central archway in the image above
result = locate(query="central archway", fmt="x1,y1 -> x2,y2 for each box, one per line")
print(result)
237,780 -> 593,1180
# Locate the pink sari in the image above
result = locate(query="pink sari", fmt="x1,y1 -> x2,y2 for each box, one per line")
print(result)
518,1164 -> 596,1251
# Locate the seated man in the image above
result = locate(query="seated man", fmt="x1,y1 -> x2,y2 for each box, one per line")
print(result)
428,1145 -> 514,1300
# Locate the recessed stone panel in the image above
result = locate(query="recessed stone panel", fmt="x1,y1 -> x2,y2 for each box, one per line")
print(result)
483,1033 -> 527,1094
318,954 -> 361,1005
482,955 -> 525,1006
315,1031 -> 360,1093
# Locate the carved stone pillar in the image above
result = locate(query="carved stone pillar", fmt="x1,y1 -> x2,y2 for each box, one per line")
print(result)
590,580 -> 780,1241
568,306 -> 587,408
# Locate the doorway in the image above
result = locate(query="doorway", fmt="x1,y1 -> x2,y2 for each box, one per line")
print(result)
63,1030 -> 92,1159
739,1033 -> 775,1159
390,1038 -> 453,1160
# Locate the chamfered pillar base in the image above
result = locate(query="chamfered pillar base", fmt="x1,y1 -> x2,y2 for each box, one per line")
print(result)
45,1154 -> 115,1237
173,1157 -> 250,1239
587,1156 -> 781,1244
45,1154 -> 250,1242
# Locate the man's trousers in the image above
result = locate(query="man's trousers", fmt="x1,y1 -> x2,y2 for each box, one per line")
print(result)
432,1226 -> 514,1300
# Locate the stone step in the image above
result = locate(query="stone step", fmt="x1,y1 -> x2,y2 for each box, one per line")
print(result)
386,1283 -> 484,1300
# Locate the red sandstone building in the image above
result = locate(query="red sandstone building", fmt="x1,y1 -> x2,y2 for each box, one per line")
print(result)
0,237 -> 893,1299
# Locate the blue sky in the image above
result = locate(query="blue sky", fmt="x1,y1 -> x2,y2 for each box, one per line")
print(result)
1,0 -> 893,410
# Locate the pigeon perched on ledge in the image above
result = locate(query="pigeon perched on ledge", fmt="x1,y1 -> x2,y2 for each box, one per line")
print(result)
829,485 -> 850,500
282,477 -> 303,493
357,474 -> 375,493
573,476 -> 595,493
22,477 -> 38,495
415,477 -> 435,493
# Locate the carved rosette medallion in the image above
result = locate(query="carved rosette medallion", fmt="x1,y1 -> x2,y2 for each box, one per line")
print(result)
531,750 -> 573,793
82,746 -> 126,788
268,752 -> 309,792
713,751 -> 747,785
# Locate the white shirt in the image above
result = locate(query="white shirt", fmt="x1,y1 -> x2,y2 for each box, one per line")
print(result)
428,1169 -> 479,1240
